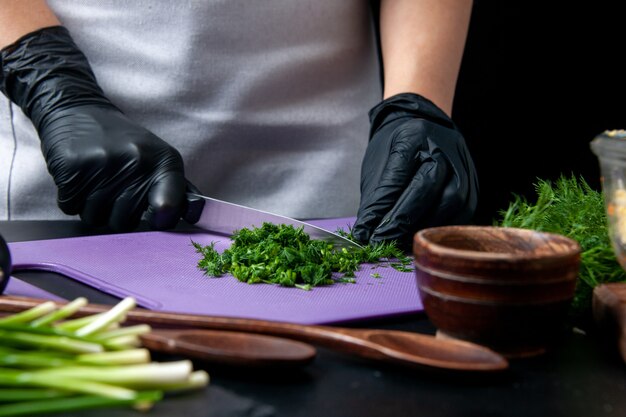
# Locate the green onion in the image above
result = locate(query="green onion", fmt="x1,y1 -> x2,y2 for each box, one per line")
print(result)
0,388 -> 71,403
74,298 -> 135,337
55,312 -> 106,332
0,391 -> 162,416
36,361 -> 194,388
91,324 -> 151,342
29,298 -> 88,328
0,303 -> 56,326
76,349 -> 151,366
0,330 -> 103,354
0,297 -> 208,416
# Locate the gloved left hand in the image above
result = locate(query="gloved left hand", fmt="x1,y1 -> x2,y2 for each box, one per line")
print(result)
0,26 -> 191,231
352,93 -> 479,249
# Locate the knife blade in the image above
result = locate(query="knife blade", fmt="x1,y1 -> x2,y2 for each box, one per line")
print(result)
185,193 -> 362,250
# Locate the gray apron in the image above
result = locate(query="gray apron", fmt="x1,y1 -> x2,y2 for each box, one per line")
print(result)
0,0 -> 381,220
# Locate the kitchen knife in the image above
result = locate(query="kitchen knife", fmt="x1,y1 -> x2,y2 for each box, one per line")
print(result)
185,193 -> 362,250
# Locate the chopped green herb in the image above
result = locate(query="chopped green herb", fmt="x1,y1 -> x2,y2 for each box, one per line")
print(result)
391,264 -> 413,273
191,242 -> 224,277
371,273 -> 382,279
193,223 -> 413,290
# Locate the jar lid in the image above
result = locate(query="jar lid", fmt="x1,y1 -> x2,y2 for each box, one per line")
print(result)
590,130 -> 626,158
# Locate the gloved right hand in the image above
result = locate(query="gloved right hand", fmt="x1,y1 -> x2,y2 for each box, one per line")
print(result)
352,93 -> 479,249
0,26 -> 190,231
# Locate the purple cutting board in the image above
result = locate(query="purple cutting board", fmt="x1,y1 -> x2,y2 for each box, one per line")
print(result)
7,218 -> 423,325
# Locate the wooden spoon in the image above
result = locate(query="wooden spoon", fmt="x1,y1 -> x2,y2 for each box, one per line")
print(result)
0,296 -> 508,372
142,328 -> 317,367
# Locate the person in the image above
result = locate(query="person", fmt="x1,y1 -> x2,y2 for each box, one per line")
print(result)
0,0 -> 478,248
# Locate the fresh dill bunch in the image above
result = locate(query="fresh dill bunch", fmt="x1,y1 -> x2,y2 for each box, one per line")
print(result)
497,175 -> 626,321
193,223 -> 413,290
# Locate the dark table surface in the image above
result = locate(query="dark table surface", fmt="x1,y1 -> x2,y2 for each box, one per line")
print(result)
1,220 -> 625,417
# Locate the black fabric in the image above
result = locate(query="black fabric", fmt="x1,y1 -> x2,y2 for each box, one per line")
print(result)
0,26 -> 193,231
352,93 -> 479,248
0,233 -> 11,294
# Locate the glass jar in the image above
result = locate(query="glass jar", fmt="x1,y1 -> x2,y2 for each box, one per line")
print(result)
590,130 -> 626,269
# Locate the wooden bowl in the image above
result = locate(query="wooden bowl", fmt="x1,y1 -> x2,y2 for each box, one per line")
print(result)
413,226 -> 581,357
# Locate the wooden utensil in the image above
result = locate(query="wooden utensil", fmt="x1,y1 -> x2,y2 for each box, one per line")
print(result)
413,225 -> 581,358
142,328 -> 317,367
0,295 -> 508,372
593,283 -> 626,362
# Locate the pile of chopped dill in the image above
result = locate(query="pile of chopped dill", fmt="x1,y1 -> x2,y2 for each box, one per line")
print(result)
192,222 -> 412,291
497,175 -> 626,322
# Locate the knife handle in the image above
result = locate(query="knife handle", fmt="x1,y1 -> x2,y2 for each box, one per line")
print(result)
184,192 -> 205,225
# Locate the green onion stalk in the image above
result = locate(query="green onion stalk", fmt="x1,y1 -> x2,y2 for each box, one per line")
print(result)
0,297 -> 209,416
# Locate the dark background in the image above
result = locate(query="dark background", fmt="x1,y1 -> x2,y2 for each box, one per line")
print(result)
453,1 -> 625,225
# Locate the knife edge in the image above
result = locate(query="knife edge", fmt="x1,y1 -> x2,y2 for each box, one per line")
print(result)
186,193 -> 362,250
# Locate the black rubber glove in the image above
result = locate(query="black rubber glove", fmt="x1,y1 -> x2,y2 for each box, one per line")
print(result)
352,93 -> 479,249
0,26 -> 191,231
0,233 -> 11,295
